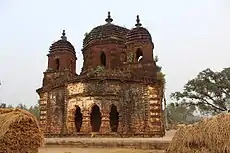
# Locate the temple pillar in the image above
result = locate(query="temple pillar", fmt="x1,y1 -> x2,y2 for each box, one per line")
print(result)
99,109 -> 110,134
80,109 -> 90,133
117,114 -> 123,134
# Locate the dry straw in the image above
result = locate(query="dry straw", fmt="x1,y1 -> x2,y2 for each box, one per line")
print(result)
166,113 -> 230,153
0,108 -> 44,153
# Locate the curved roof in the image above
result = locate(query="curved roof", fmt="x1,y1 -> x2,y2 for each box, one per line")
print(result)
49,30 -> 75,54
83,12 -> 130,48
126,15 -> 152,44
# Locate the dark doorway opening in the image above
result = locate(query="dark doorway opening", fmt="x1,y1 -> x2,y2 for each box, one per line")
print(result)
109,104 -> 119,132
100,52 -> 106,66
55,58 -> 60,70
90,105 -> 102,132
74,105 -> 83,132
136,48 -> 143,62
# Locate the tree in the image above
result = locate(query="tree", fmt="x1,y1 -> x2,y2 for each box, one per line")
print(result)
0,102 -> 40,119
0,103 -> 6,108
16,103 -> 28,110
166,101 -> 198,124
7,104 -> 14,108
28,104 -> 40,119
171,68 -> 230,115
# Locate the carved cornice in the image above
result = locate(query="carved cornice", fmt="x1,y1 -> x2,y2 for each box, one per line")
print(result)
68,93 -> 118,99
82,39 -> 126,52
125,41 -> 154,48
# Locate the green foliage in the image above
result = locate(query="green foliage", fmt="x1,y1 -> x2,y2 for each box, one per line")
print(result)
94,65 -> 105,74
154,55 -> 159,63
28,104 -> 40,119
0,102 -> 40,119
84,32 -> 88,37
127,52 -> 134,63
154,55 -> 162,72
157,71 -> 166,87
166,101 -> 199,124
0,103 -> 6,108
171,68 -> 230,115
155,55 -> 165,86
16,103 -> 28,110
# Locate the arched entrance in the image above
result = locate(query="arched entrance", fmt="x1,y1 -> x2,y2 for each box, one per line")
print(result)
74,105 -> 83,132
136,48 -> 143,62
90,105 -> 102,132
100,52 -> 106,66
55,58 -> 60,70
109,104 -> 119,132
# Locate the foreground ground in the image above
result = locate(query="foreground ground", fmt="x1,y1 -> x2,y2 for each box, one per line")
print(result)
38,147 -> 165,153
39,130 -> 175,153
44,130 -> 176,143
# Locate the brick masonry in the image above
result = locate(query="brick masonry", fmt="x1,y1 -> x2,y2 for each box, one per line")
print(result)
36,13 -> 165,137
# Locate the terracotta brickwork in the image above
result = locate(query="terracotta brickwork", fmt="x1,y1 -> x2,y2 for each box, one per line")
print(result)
36,12 -> 165,137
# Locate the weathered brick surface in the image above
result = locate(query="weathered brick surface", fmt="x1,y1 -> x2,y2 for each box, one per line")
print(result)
38,79 -> 164,137
37,14 -> 165,137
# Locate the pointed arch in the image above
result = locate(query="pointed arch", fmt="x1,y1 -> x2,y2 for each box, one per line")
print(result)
136,48 -> 143,62
100,52 -> 106,66
109,104 -> 119,132
90,104 -> 102,132
55,58 -> 60,70
74,105 -> 83,132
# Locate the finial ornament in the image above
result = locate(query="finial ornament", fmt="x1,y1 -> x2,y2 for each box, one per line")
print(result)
135,15 -> 142,27
61,30 -> 67,40
105,11 -> 113,24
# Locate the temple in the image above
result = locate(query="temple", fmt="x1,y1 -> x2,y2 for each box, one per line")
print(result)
36,12 -> 165,137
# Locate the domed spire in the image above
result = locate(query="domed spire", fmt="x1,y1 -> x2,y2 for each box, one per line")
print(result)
105,11 -> 113,24
135,15 -> 142,27
61,30 -> 67,40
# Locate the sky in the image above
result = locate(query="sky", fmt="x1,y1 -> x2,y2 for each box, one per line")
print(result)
0,0 -> 230,106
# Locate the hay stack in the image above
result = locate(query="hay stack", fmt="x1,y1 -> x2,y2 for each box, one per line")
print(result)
166,113 -> 230,153
0,108 -> 44,153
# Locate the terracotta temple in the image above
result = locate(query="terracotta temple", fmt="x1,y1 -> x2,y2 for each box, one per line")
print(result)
36,12 -> 165,137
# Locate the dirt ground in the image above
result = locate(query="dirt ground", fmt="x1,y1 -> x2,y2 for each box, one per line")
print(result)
38,147 -> 165,153
45,130 -> 176,143
39,130 -> 175,153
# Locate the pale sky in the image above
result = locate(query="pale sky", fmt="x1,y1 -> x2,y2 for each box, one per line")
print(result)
0,0 -> 230,106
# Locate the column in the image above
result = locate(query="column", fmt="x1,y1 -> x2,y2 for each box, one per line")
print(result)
117,113 -> 123,134
99,109 -> 110,134
80,109 -> 90,133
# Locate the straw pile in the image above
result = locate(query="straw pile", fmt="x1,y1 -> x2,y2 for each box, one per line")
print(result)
166,113 -> 230,153
0,108 -> 44,153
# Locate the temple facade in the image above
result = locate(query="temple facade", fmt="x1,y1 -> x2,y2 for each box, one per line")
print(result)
36,12 -> 165,137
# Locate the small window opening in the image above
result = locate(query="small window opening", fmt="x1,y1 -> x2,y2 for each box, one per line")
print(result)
120,52 -> 127,63
136,48 -> 143,62
55,58 -> 60,70
100,52 -> 106,66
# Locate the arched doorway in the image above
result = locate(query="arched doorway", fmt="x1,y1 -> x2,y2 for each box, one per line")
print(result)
55,58 -> 60,70
90,105 -> 102,132
100,52 -> 106,66
109,104 -> 119,132
74,105 -> 83,132
136,48 -> 143,62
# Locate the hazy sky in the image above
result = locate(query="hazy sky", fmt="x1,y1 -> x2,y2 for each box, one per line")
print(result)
0,0 -> 230,106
